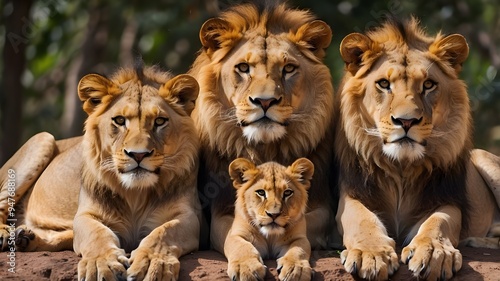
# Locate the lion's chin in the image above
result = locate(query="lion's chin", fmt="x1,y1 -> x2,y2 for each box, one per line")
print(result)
382,141 -> 425,162
259,223 -> 286,237
242,123 -> 287,144
119,169 -> 159,189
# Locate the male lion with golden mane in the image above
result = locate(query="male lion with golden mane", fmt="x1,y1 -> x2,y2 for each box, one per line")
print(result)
226,158 -> 314,281
0,65 -> 202,280
335,17 -> 500,281
189,1 -> 336,253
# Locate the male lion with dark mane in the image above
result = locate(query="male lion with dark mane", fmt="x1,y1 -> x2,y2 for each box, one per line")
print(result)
189,1 -> 336,253
335,17 -> 500,281
0,65 -> 202,281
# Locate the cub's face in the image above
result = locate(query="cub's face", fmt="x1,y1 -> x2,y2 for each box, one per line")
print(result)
229,158 -> 314,237
78,72 -> 199,189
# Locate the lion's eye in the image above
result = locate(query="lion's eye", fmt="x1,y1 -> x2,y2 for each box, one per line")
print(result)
376,79 -> 390,90
112,116 -> 126,126
423,79 -> 437,91
255,189 -> 266,197
283,189 -> 294,198
154,117 -> 168,127
283,64 -> 296,74
236,63 -> 250,73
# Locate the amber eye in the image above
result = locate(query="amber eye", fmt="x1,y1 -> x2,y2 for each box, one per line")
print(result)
423,79 -> 437,91
376,79 -> 390,90
154,117 -> 168,127
283,189 -> 294,198
236,63 -> 250,73
283,64 -> 296,74
112,116 -> 126,126
256,189 -> 266,197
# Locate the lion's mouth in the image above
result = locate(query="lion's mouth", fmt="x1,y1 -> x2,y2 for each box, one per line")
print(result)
238,116 -> 289,127
390,136 -> 427,146
120,166 -> 159,174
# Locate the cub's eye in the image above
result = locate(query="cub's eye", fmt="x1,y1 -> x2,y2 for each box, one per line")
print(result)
154,117 -> 169,127
112,116 -> 126,126
236,63 -> 250,73
423,79 -> 437,91
376,79 -> 390,90
283,189 -> 294,198
255,189 -> 266,197
283,64 -> 296,74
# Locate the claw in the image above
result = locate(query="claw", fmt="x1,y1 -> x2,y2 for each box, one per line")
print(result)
405,249 -> 414,264
441,270 -> 446,281
277,265 -> 282,275
418,264 -> 428,279
352,261 -> 357,275
232,275 -> 237,281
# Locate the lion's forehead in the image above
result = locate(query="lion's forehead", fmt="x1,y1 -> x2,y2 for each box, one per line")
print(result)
238,34 -> 296,66
111,84 -> 166,118
379,50 -> 434,82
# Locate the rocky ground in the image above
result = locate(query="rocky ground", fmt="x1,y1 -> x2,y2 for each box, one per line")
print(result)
0,246 -> 499,280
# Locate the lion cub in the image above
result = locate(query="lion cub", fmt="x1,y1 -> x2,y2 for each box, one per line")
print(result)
225,158 -> 314,281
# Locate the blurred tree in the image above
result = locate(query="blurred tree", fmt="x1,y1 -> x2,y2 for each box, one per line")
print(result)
0,0 -> 499,166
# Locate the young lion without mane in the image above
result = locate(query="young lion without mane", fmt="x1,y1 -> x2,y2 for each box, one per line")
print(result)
0,65 -> 202,281
335,17 -> 500,281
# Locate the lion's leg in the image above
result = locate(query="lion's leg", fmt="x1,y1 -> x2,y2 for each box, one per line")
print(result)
210,213 -> 234,254
401,205 -> 462,281
14,225 -> 73,252
276,219 -> 312,281
0,132 -> 56,251
305,206 -> 331,249
336,191 -> 399,281
471,149 -> 500,207
127,196 -> 200,280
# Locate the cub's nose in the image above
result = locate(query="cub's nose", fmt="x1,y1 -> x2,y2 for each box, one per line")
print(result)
265,211 -> 281,220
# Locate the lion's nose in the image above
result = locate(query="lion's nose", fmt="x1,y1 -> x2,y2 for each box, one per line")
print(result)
125,149 -> 153,163
265,211 -> 281,220
249,97 -> 282,113
391,117 -> 422,133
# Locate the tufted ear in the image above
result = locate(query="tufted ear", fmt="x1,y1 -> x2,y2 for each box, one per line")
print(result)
200,18 -> 233,53
429,34 -> 469,74
78,74 -> 120,115
160,74 -> 199,116
340,33 -> 372,75
287,158 -> 314,190
293,20 -> 332,59
229,158 -> 257,190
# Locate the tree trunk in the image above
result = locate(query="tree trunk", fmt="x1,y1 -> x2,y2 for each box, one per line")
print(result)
0,0 -> 34,165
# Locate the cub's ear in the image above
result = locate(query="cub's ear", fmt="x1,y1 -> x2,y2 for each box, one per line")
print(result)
287,158 -> 314,190
292,20 -> 332,59
161,74 -> 199,116
429,34 -> 469,74
229,158 -> 257,190
340,33 -> 372,75
78,74 -> 120,115
200,18 -> 234,55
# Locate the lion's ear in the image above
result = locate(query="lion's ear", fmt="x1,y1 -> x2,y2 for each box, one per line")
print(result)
287,158 -> 314,190
161,74 -> 199,116
293,20 -> 332,59
340,33 -> 372,75
429,34 -> 469,73
78,74 -> 119,115
229,158 -> 257,190
200,18 -> 232,53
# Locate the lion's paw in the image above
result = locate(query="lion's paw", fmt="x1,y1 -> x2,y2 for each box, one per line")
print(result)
340,246 -> 399,281
227,257 -> 267,281
277,256 -> 312,281
127,248 -> 180,281
14,225 -> 35,251
77,248 -> 129,281
401,236 -> 461,280
0,224 -> 13,251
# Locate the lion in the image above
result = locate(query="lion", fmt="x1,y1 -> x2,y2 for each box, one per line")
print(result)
0,65 -> 202,280
334,17 -> 500,281
225,157 -> 314,281
189,1 -> 336,253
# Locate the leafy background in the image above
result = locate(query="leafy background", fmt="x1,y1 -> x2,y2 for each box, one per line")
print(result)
1,0 -> 499,165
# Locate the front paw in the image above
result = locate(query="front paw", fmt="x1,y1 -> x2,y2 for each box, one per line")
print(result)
227,257 -> 267,281
78,248 -> 129,281
340,245 -> 399,281
276,256 -> 312,281
401,236 -> 461,280
127,248 -> 180,281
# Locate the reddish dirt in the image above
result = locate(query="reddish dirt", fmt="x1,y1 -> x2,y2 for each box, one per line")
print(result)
0,246 -> 498,280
